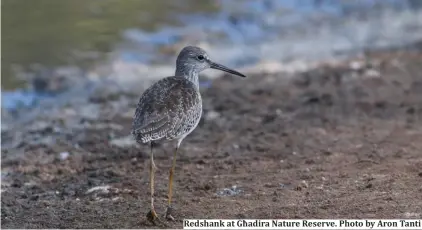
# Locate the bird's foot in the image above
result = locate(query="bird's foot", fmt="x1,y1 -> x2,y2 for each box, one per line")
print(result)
165,206 -> 175,221
146,209 -> 160,224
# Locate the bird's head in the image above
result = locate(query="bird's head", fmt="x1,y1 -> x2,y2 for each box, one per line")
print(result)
176,46 -> 246,78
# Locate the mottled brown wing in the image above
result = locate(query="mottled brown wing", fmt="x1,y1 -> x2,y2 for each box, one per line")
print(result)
131,76 -> 199,143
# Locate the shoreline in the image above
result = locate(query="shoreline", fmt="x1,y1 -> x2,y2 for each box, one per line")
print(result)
3,38 -> 422,125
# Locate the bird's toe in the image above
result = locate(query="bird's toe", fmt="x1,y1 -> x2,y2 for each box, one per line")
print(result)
146,209 -> 160,224
165,206 -> 175,221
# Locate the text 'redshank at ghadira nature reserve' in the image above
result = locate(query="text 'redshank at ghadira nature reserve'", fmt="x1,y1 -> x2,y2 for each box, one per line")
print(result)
183,219 -> 422,229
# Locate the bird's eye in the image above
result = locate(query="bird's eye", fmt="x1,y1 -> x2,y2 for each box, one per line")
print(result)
197,55 -> 205,61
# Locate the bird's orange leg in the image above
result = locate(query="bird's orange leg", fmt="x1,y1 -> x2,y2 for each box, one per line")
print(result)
165,147 -> 178,221
146,143 -> 160,224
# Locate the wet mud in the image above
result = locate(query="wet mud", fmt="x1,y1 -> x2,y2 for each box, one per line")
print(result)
2,47 -> 422,228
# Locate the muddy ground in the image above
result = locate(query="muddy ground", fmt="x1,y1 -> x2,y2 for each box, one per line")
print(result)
2,45 -> 422,228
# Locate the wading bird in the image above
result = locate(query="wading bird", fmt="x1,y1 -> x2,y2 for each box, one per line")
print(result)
131,46 -> 246,223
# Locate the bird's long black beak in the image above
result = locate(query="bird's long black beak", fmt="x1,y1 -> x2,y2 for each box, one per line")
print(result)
210,62 -> 246,78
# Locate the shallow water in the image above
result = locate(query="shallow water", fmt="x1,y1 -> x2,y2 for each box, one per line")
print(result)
2,0 -> 421,110
1,0 -> 217,89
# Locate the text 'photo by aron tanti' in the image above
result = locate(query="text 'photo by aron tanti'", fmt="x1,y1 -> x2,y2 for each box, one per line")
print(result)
183,219 -> 422,229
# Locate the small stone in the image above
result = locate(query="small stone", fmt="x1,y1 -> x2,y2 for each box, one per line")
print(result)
263,183 -> 273,188
216,185 -> 242,196
24,181 -> 37,188
349,61 -> 364,70
205,111 -> 220,121
59,152 -> 70,160
86,185 -> 111,194
279,183 -> 287,189
403,212 -> 420,218
110,135 -> 137,148
364,69 -> 380,78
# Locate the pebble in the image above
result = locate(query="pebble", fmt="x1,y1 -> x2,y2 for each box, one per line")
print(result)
364,69 -> 381,77
59,152 -> 70,160
301,180 -> 309,188
349,61 -> 364,70
205,111 -> 220,121
85,185 -> 111,195
216,185 -> 243,196
110,135 -> 137,148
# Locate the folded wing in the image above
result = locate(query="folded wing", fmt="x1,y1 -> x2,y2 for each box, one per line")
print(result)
131,77 -> 200,143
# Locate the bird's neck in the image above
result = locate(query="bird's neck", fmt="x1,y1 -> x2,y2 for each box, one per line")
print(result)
175,68 -> 200,89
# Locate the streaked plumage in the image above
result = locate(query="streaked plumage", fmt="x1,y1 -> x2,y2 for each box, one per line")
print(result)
131,46 -> 245,223
132,76 -> 202,144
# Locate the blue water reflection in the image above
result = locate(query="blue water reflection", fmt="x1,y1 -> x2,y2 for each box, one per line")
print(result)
1,0 -> 415,111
